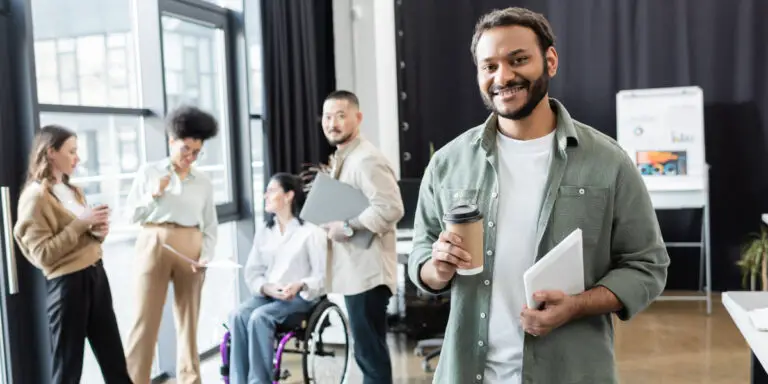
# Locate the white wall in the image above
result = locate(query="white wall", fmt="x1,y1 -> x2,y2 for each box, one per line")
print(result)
332,0 -> 401,179
328,2 -> 402,361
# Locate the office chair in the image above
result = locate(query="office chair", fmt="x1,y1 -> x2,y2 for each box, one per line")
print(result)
411,289 -> 449,372
414,337 -> 442,372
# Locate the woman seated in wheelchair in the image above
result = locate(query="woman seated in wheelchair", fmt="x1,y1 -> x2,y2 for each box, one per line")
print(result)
229,172 -> 326,383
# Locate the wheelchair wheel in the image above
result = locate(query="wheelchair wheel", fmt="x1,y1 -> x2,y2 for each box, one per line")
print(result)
301,300 -> 350,383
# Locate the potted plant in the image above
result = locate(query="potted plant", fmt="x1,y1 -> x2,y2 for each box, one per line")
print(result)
737,224 -> 768,291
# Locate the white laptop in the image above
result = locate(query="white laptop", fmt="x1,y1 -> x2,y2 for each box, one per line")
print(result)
523,228 -> 585,309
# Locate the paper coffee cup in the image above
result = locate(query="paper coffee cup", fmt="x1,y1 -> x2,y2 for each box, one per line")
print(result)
443,204 -> 484,276
87,201 -> 109,237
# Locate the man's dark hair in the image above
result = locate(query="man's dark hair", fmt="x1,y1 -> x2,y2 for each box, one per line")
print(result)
324,90 -> 360,108
470,7 -> 556,63
166,105 -> 219,141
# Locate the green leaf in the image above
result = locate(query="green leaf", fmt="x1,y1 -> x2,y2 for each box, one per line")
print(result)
737,223 -> 768,290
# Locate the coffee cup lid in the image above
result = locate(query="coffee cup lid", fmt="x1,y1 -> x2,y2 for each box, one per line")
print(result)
443,204 -> 483,224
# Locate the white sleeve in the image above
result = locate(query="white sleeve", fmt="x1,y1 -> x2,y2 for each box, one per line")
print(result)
244,225 -> 269,296
125,164 -> 160,224
300,227 -> 327,300
199,182 -> 218,263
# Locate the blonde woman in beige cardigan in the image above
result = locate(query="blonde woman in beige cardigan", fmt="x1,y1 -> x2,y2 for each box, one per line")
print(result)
13,125 -> 132,384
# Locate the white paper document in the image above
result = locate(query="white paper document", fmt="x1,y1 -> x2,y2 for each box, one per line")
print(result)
523,229 -> 585,309
205,259 -> 243,269
162,244 -> 199,265
162,244 -> 242,269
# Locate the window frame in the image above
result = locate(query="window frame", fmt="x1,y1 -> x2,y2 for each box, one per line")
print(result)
32,0 -> 245,223
159,0 -> 228,26
159,0 -> 241,219
38,104 -> 151,116
244,0 -> 266,197
33,28 -> 141,109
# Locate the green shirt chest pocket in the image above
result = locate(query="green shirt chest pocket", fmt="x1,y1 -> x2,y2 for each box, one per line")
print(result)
551,186 -> 610,246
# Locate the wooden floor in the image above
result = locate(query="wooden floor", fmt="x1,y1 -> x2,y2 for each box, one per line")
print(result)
174,293 -> 751,383
614,296 -> 750,384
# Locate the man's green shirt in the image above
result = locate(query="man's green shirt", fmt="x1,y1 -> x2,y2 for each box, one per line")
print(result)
408,99 -> 670,383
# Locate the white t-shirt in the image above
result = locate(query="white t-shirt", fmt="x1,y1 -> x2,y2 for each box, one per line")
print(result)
51,183 -> 104,237
484,130 -> 555,383
51,183 -> 85,216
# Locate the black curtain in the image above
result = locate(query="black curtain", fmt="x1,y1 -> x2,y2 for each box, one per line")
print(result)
395,0 -> 768,291
261,0 -> 336,175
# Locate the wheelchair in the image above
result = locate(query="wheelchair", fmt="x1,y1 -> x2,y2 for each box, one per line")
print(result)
220,296 -> 351,383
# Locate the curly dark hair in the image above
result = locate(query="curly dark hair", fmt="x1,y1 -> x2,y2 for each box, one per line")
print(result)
166,105 -> 220,141
470,7 -> 556,63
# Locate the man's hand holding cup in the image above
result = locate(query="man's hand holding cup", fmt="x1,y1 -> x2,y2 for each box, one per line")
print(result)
429,231 -> 473,282
422,231 -> 472,288
420,204 -> 485,291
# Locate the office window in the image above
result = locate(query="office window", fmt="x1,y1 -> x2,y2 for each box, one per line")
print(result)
251,118 -> 265,218
31,0 -> 139,107
201,0 -> 242,10
245,0 -> 266,227
245,0 -> 263,114
162,15 -> 233,205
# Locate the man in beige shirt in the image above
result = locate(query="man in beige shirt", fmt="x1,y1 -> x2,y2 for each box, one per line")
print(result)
320,90 -> 404,384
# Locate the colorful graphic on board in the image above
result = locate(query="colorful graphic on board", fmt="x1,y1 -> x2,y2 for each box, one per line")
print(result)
636,150 -> 688,176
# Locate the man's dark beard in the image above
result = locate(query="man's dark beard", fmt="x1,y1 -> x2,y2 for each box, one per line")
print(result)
482,67 -> 550,121
326,131 -> 352,146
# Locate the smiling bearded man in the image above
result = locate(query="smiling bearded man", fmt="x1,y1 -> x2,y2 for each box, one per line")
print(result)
407,6 -> 669,384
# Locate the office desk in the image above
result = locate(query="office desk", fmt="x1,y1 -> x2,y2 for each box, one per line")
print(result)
722,292 -> 768,384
